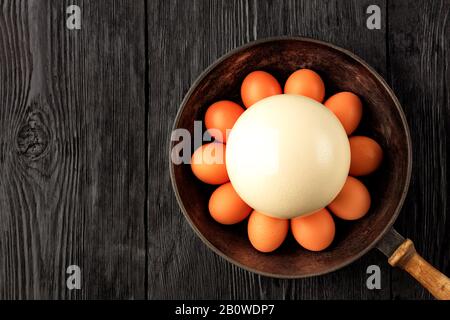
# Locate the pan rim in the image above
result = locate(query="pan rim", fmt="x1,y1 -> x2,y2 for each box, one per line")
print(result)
168,36 -> 413,279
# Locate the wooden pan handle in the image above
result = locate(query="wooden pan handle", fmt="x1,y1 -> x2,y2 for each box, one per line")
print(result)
388,239 -> 450,300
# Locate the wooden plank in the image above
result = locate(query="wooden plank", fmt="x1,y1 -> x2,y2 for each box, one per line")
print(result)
147,0 -> 263,300
0,0 -> 146,299
388,0 -> 450,300
147,0 -> 390,299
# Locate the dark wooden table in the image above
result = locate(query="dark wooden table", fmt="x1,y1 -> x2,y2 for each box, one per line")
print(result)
0,0 -> 448,300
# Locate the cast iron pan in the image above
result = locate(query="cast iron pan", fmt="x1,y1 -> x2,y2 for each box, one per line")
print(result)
169,37 -> 450,299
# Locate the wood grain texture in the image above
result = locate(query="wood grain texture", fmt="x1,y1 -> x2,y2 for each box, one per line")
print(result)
0,0 -> 146,299
0,0 -> 447,300
147,0 -> 392,299
388,0 -> 450,300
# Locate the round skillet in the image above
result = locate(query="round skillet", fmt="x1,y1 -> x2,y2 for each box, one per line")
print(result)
169,37 -> 450,299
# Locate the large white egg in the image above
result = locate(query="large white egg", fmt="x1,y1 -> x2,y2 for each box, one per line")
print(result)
226,94 -> 350,219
